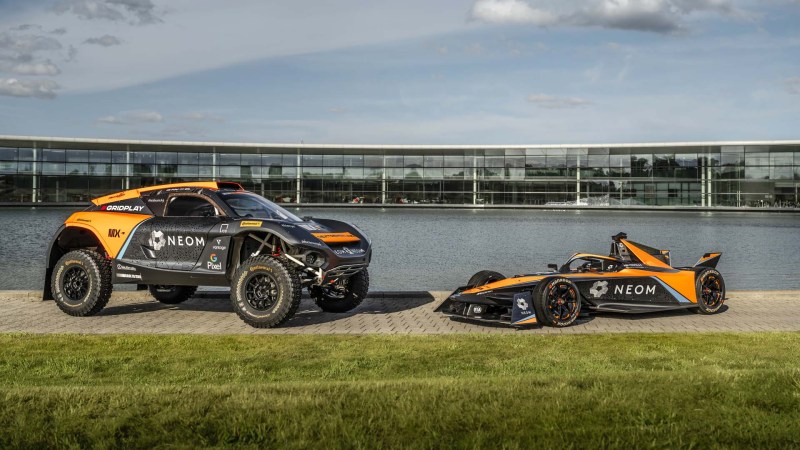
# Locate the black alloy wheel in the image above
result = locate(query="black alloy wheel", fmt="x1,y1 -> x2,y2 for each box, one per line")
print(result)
62,266 -> 89,302
244,272 -> 280,310
546,281 -> 580,323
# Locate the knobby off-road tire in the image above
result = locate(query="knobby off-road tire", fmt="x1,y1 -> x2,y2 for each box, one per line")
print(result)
466,270 -> 506,288
230,255 -> 301,328
51,249 -> 113,317
692,268 -> 726,314
148,285 -> 197,304
312,269 -> 370,313
531,277 -> 582,327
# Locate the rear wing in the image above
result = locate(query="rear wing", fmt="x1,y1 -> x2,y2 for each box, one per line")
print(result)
694,252 -> 722,269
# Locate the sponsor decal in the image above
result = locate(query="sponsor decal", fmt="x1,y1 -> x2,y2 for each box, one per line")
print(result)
207,253 -> 222,271
250,265 -> 272,272
117,273 -> 142,280
332,246 -> 366,256
65,260 -> 83,266
101,204 -> 145,212
220,224 -> 229,233
148,230 -> 166,251
281,223 -> 296,228
212,238 -> 227,251
116,264 -> 136,271
298,223 -> 323,231
148,230 -> 206,251
146,198 -> 165,203
76,218 -> 91,223
301,240 -> 323,247
589,280 -> 609,298
108,192 -> 125,199
516,297 -> 529,310
240,220 -> 263,227
613,284 -> 656,296
108,229 -> 121,238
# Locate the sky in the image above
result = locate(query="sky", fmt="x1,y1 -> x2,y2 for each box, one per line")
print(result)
0,0 -> 798,145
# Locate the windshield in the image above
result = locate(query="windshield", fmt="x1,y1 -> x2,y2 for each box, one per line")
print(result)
219,192 -> 302,222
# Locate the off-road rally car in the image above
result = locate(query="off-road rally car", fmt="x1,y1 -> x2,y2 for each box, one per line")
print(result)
436,233 -> 725,327
44,181 -> 372,328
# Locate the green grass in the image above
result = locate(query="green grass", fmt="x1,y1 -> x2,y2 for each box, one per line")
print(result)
1,333 -> 799,449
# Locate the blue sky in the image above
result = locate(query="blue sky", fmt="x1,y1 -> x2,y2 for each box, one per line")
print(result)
0,0 -> 799,144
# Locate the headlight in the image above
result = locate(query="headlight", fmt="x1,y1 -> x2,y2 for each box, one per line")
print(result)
305,252 -> 325,268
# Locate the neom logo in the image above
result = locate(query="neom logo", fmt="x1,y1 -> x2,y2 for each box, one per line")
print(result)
614,285 -> 657,295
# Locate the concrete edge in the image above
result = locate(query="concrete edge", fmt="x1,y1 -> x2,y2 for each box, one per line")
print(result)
0,289 -> 449,301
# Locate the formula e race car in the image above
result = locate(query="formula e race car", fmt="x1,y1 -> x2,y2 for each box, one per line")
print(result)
43,181 -> 372,328
436,233 -> 725,328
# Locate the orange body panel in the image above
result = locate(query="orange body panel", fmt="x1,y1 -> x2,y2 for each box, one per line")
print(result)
621,239 -> 672,269
92,181 -> 222,206
64,211 -> 151,258
311,232 -> 360,244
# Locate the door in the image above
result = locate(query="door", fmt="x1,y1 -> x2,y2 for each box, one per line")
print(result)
149,194 -> 224,271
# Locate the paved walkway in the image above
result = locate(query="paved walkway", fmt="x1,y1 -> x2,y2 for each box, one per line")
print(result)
0,290 -> 798,334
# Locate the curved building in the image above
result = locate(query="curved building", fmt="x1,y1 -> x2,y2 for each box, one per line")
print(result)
0,135 -> 798,208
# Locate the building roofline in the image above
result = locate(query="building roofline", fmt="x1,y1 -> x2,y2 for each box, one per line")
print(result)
1,134 -> 799,150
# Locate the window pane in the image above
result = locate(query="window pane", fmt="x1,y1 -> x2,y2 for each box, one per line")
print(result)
178,152 -> 198,165
43,149 -> 65,162
89,150 -> 112,163
219,153 -> 240,166
0,147 -> 17,160
66,150 -> 88,162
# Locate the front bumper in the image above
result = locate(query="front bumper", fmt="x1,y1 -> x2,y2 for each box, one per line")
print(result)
435,287 -> 539,326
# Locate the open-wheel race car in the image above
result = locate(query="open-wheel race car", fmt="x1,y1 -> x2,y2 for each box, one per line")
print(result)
436,233 -> 725,327
43,181 -> 372,328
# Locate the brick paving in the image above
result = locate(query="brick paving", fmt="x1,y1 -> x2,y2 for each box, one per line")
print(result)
0,290 -> 798,334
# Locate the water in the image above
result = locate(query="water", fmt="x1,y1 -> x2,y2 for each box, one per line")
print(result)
1,207 -> 799,292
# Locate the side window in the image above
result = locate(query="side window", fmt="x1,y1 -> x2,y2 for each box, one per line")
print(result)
165,196 -> 220,217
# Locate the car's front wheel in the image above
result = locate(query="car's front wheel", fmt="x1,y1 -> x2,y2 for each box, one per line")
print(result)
51,249 -> 113,317
311,269 -> 369,313
148,285 -> 197,304
532,278 -> 582,327
230,256 -> 301,328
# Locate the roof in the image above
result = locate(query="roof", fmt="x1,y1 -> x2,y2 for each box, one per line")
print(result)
91,181 -> 241,205
2,134 -> 800,152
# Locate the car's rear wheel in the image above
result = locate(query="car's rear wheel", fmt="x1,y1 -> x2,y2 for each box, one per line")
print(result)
148,285 -> 197,304
230,255 -> 301,328
692,269 -> 725,314
532,278 -> 581,327
51,249 -> 113,317
467,270 -> 506,288
311,269 -> 370,313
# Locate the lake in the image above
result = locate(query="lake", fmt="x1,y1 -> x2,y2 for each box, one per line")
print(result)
1,207 -> 798,292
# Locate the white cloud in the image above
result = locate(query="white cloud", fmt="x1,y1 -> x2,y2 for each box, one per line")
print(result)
470,0 -> 556,26
53,0 -> 162,25
0,32 -> 62,54
97,109 -> 163,124
0,78 -> 59,99
527,94 -> 593,109
83,34 -> 122,46
470,0 -> 748,33
179,111 -> 224,122
0,61 -> 61,76
786,77 -> 800,94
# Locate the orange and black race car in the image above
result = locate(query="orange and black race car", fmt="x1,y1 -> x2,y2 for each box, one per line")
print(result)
43,181 -> 372,328
435,233 -> 725,327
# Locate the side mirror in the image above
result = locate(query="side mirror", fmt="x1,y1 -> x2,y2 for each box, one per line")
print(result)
547,263 -> 559,271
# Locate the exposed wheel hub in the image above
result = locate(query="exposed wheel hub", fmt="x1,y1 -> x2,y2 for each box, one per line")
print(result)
701,275 -> 722,308
62,266 -> 89,301
245,273 -> 279,310
547,283 -> 578,322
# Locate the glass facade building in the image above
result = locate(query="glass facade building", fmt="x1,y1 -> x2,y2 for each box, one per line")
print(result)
1,136 -> 799,207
